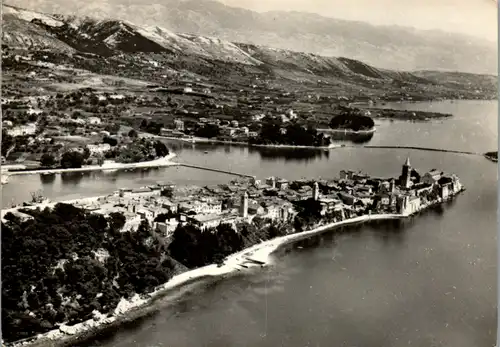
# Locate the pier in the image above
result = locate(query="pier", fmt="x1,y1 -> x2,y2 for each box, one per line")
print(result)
177,163 -> 254,178
354,145 -> 481,156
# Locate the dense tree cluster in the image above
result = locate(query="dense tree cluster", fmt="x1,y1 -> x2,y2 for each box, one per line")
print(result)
104,139 -> 169,163
238,218 -> 290,247
139,120 -> 163,135
250,121 -> 330,147
102,136 -> 118,147
194,124 -> 221,139
60,151 -> 85,169
167,217 -> 292,269
1,204 -> 180,343
40,153 -> 57,167
293,198 -> 324,231
2,109 -> 41,125
168,223 -> 244,267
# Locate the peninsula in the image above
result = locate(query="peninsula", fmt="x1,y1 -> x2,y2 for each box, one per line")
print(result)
364,107 -> 453,121
2,158 -> 464,347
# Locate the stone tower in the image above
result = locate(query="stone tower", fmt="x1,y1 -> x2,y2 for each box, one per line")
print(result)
240,191 -> 249,218
390,179 -> 396,194
313,182 -> 320,201
401,157 -> 412,189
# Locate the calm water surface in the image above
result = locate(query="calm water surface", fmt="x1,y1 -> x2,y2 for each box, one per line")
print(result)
1,100 -> 497,347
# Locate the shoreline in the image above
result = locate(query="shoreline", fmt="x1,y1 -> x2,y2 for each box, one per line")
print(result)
316,127 -> 376,135
150,135 -> 344,149
350,98 -> 497,108
2,153 -> 178,177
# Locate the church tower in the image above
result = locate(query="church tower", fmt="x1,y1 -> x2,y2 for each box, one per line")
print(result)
240,191 -> 249,218
312,182 -> 320,201
401,157 -> 412,189
390,179 -> 396,194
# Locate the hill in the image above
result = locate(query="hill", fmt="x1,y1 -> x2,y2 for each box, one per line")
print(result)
5,0 -> 497,74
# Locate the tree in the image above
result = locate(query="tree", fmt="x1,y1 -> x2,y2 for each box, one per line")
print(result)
103,136 -> 118,146
161,186 -> 174,198
154,141 -> 169,157
104,124 -> 120,134
128,129 -> 138,138
96,156 -> 105,166
83,147 -> 91,160
109,212 -> 126,232
40,153 -> 56,168
194,124 -> 220,138
60,151 -> 84,169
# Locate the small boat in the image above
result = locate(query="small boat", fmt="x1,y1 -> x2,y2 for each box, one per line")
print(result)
204,151 -> 209,154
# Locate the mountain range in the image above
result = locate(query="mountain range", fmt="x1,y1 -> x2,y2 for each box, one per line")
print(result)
2,4 -> 497,101
4,0 -> 497,74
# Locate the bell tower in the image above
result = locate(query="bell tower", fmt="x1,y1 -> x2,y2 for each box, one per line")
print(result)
312,182 -> 320,201
240,191 -> 249,218
401,157 -> 412,189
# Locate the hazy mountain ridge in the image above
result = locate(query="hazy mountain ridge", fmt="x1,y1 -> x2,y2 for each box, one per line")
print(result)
2,4 -> 497,101
5,0 -> 497,74
2,7 -> 417,84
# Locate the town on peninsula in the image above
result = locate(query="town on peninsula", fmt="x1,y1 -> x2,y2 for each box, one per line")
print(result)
1,156 -> 464,346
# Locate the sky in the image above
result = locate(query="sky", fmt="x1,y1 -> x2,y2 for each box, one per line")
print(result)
220,0 -> 498,41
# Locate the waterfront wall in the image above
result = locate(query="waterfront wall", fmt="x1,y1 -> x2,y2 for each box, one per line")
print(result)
178,163 -> 254,178
3,154 -> 177,176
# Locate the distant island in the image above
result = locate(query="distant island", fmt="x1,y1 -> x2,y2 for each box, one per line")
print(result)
2,158 -> 465,347
484,151 -> 498,162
